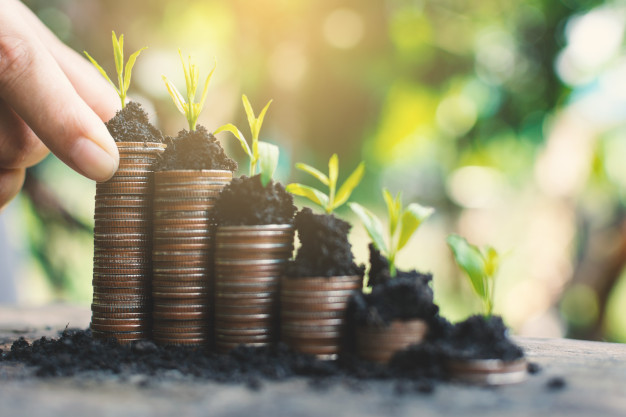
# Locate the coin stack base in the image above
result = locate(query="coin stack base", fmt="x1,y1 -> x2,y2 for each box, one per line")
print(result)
356,319 -> 429,364
152,170 -> 232,346
91,142 -> 166,344
281,275 -> 362,359
214,225 -> 294,353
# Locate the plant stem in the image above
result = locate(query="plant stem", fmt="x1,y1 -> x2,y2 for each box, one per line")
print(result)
388,252 -> 397,277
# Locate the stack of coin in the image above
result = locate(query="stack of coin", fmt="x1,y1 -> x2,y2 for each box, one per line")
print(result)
214,225 -> 294,353
152,170 -> 232,346
280,275 -> 362,359
447,357 -> 528,385
91,142 -> 166,344
356,319 -> 428,363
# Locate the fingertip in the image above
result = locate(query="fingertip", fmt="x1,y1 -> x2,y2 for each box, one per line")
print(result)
69,138 -> 118,182
0,167 -> 25,211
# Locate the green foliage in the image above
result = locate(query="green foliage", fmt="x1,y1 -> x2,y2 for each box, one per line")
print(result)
162,50 -> 216,131
447,234 -> 501,317
84,31 -> 146,109
215,95 -> 277,186
287,154 -> 365,213
350,189 -> 434,277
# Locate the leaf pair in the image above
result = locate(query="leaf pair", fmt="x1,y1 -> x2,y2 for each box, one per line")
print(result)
287,154 -> 365,213
446,234 -> 500,316
162,51 -> 216,131
85,31 -> 146,109
215,95 -> 278,187
350,189 -> 434,277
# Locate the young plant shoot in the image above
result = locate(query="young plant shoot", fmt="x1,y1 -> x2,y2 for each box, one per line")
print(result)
286,154 -> 365,214
162,50 -> 216,131
84,31 -> 146,109
447,234 -> 500,317
214,95 -> 278,187
350,189 -> 434,278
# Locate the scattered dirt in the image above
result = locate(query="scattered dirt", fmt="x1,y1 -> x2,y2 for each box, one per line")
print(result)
213,175 -> 296,226
546,376 -> 566,391
0,330 -> 439,391
105,101 -> 164,143
156,126 -> 237,171
527,362 -> 541,374
286,208 -> 365,278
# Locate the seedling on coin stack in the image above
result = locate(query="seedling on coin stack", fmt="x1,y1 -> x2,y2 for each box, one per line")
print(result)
211,96 -> 296,353
150,52 -> 237,347
445,235 -> 526,384
87,32 -> 165,344
347,190 -> 437,363
281,155 -> 365,358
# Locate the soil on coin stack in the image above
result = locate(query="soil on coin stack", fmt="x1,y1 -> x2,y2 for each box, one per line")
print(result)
213,175 -> 296,225
105,102 -> 164,143
285,208 -> 365,278
156,126 -> 238,171
347,245 -> 442,327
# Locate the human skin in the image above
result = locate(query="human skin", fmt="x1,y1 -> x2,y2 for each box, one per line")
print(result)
0,0 -> 120,211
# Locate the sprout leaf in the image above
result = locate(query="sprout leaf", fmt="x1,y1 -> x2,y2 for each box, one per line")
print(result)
333,161 -> 365,210
258,141 -> 279,187
214,124 -> 252,157
84,31 -> 146,109
295,163 -> 329,186
349,202 -> 388,254
287,184 -> 330,208
397,203 -> 434,251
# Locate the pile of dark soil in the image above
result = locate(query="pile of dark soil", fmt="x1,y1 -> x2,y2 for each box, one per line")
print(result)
214,175 -> 296,226
348,275 -> 440,327
286,208 -> 365,278
441,315 -> 525,361
1,330 -> 440,391
348,246 -> 440,327
156,126 -> 237,171
105,102 -> 164,143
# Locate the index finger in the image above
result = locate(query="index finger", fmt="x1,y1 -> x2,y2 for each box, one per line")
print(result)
0,5 -> 119,182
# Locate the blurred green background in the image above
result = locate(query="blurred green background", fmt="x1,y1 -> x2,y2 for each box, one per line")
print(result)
4,0 -> 626,342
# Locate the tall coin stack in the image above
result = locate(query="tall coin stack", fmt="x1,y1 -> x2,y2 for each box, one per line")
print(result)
152,170 -> 233,346
91,142 -> 166,344
213,225 -> 294,353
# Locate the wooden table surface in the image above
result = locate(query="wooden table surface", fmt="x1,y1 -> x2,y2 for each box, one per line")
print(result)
1,304 -> 625,417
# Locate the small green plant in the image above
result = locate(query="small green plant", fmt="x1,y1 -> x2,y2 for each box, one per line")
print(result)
447,234 -> 501,317
350,189 -> 434,277
162,50 -> 216,131
286,154 -> 365,214
84,31 -> 146,109
214,95 -> 278,187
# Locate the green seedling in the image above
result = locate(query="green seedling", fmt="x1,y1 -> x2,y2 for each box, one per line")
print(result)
350,189 -> 434,277
447,234 -> 500,317
215,95 -> 278,187
286,154 -> 365,214
84,31 -> 146,109
162,50 -> 216,131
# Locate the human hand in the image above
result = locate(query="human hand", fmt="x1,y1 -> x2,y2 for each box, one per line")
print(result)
0,0 -> 120,211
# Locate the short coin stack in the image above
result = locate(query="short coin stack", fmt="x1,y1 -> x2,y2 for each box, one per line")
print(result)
281,275 -> 362,359
152,170 -> 232,346
91,142 -> 166,344
214,225 -> 294,353
356,319 -> 429,363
